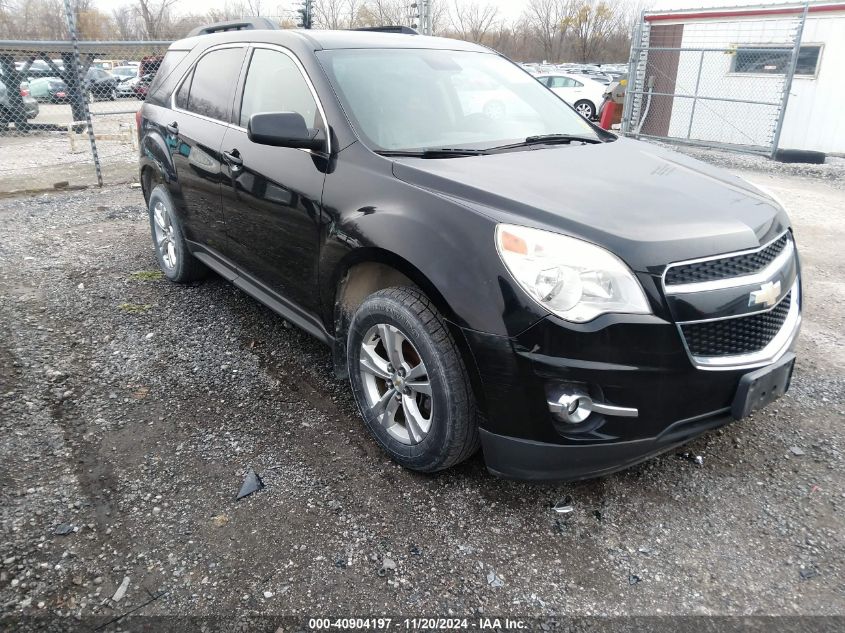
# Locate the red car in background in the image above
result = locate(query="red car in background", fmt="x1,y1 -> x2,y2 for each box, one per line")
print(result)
135,55 -> 163,100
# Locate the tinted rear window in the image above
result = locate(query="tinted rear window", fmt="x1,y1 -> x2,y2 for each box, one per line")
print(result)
146,50 -> 188,102
184,48 -> 244,122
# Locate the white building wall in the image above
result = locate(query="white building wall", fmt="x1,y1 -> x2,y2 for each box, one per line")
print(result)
661,11 -> 845,154
779,14 -> 845,153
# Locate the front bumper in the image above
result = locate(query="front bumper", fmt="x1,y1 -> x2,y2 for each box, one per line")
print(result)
461,307 -> 799,481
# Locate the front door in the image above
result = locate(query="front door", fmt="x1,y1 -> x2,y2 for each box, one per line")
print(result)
220,46 -> 329,314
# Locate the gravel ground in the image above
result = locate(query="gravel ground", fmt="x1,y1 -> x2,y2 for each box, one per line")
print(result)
0,152 -> 843,628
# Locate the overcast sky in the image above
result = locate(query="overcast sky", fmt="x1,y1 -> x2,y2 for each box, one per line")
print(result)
91,0 -> 766,22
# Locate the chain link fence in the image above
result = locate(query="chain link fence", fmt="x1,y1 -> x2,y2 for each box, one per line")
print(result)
0,37 -> 171,194
621,4 -> 810,157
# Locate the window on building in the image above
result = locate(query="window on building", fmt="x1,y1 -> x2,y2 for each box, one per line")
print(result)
732,44 -> 822,76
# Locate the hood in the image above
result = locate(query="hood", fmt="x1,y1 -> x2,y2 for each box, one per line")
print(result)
391,138 -> 789,273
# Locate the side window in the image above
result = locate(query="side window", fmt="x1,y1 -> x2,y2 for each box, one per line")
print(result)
239,48 -> 319,130
175,68 -> 192,110
571,79 -> 583,88
549,77 -> 570,88
184,47 -> 245,122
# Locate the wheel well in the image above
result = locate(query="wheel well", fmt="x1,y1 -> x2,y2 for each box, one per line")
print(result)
330,257 -> 489,421
331,257 -> 452,379
140,165 -> 158,204
332,262 -> 416,380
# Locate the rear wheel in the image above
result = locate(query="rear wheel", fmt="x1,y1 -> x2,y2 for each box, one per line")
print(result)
347,287 -> 479,472
147,185 -> 207,283
574,99 -> 596,120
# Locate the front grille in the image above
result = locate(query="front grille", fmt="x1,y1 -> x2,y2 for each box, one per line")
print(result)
681,292 -> 792,357
666,234 -> 789,285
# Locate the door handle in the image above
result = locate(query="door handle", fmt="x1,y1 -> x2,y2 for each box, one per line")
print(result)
165,121 -> 178,135
222,149 -> 243,170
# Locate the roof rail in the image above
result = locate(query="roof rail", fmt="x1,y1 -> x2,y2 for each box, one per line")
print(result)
352,26 -> 419,35
187,17 -> 279,38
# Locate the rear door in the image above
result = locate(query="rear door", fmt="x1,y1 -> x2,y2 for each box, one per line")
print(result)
219,45 -> 330,313
168,45 -> 246,254
546,76 -> 581,105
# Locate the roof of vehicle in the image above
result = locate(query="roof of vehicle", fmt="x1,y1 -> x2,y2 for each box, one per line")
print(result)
172,29 -> 489,54
536,71 -> 604,82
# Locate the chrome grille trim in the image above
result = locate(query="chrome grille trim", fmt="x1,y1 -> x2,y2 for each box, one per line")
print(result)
675,280 -> 801,371
665,236 -> 794,295
662,231 -> 800,372
662,230 -> 791,290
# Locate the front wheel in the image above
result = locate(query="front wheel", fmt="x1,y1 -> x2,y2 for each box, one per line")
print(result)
574,99 -> 596,120
347,287 -> 480,473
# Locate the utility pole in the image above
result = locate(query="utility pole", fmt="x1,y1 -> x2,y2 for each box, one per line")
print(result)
297,0 -> 313,29
410,0 -> 431,35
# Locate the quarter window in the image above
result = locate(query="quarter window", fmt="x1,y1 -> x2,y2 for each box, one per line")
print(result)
239,48 -> 319,129
174,68 -> 192,110
182,47 -> 245,121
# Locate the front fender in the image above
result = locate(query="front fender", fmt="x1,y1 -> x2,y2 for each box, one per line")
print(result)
318,145 -> 548,337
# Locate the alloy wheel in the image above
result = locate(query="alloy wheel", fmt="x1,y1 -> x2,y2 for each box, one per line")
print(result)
576,102 -> 593,119
152,200 -> 177,270
358,323 -> 433,445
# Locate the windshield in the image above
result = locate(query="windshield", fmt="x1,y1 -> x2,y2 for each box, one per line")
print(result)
317,48 -> 599,152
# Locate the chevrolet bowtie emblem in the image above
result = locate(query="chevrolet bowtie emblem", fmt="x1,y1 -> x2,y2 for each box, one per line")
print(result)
749,280 -> 781,308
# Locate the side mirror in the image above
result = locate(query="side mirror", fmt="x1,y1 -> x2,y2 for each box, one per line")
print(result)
247,112 -> 325,151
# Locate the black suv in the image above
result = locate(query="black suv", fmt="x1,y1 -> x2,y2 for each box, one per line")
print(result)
137,25 -> 801,480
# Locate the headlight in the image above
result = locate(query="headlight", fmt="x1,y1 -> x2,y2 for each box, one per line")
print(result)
495,224 -> 651,323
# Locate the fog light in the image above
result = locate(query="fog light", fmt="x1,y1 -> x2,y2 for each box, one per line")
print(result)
548,389 -> 638,424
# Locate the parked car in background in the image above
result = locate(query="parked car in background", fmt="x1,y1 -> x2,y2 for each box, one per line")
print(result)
94,59 -> 132,71
133,73 -> 155,100
111,66 -> 138,81
27,76 -> 69,102
536,72 -> 607,119
116,75 -> 140,98
0,76 -> 39,127
84,67 -> 119,100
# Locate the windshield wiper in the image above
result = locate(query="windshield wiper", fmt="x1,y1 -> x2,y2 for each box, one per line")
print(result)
488,133 -> 604,152
376,148 -> 489,158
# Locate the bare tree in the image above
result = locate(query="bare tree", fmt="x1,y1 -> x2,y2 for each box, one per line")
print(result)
356,0 -> 407,27
565,0 -> 622,63
313,0 -> 347,29
522,0 -> 575,63
135,0 -> 178,39
111,5 -> 138,39
448,0 -> 498,43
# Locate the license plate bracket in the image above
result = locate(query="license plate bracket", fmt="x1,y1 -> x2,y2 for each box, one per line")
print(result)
731,352 -> 795,420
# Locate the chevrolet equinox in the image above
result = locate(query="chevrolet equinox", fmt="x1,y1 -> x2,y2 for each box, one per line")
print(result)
137,24 -> 801,480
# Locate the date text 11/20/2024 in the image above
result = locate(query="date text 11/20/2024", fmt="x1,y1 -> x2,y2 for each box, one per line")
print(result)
308,618 -> 527,630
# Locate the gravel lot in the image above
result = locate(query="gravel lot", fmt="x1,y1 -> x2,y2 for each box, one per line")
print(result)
0,149 -> 843,628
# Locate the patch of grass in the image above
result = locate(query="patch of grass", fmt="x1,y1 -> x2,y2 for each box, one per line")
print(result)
118,303 -> 152,314
128,270 -> 164,281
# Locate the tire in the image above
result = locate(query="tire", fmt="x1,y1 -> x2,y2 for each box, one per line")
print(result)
774,149 -> 826,165
574,99 -> 596,120
347,287 -> 480,473
147,185 -> 207,283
